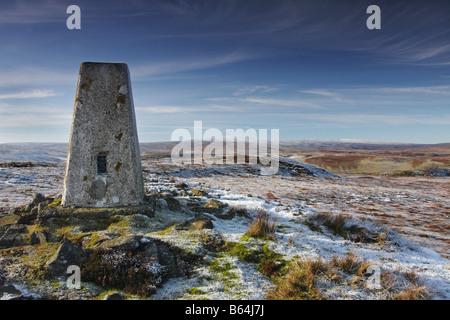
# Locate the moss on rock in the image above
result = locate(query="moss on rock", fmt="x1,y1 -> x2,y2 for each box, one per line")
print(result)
190,189 -> 204,197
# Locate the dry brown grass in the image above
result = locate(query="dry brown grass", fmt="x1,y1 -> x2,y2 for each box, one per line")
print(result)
168,177 -> 176,183
304,213 -> 382,243
300,149 -> 450,175
390,270 -> 430,300
267,252 -> 431,300
266,192 -> 280,200
306,155 -> 366,171
267,252 -> 372,300
266,259 -> 325,300
330,251 -> 372,276
403,270 -> 419,285
245,210 -> 277,240
393,286 -> 430,300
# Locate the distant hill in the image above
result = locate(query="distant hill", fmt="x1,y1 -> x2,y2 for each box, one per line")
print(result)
0,143 -> 68,162
0,141 -> 449,170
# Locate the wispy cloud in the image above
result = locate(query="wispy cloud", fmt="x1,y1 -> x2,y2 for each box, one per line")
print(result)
0,0 -> 66,25
141,0 -> 450,65
0,103 -> 71,127
149,0 -> 450,65
136,104 -> 242,114
373,85 -> 450,96
136,106 -> 194,114
0,67 -> 74,87
295,113 -> 450,126
0,89 -> 56,99
298,85 -> 450,104
301,90 -> 342,100
233,85 -> 279,96
3,1 -> 450,65
0,113 -> 71,127
242,97 -> 322,109
131,50 -> 254,78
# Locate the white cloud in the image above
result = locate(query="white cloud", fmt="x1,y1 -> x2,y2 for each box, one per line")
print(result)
301,90 -> 341,100
233,85 -> 279,96
408,44 -> 450,62
0,89 -> 56,99
136,104 -> 242,114
295,85 -> 450,108
0,67 -> 74,87
373,85 -> 450,96
295,113 -> 450,126
0,112 -> 71,128
0,101 -> 72,128
241,97 -> 322,109
136,106 -> 191,113
131,50 -> 254,78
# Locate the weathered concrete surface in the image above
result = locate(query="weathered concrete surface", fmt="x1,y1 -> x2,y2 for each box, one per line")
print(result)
62,62 -> 145,207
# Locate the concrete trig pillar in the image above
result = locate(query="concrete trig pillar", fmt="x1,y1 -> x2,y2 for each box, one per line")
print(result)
62,62 -> 145,207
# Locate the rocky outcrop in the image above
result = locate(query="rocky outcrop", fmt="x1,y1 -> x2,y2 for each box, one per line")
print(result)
32,193 -> 46,205
30,231 -> 47,245
0,181 -> 242,299
0,224 -> 27,249
81,235 -> 192,296
37,205 -> 155,221
45,240 -> 89,278
0,284 -> 27,300
103,292 -> 125,300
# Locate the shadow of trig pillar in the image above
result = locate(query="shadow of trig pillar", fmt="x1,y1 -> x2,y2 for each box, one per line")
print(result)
62,62 -> 145,207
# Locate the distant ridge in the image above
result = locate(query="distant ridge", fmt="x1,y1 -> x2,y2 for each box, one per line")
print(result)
0,141 -> 448,162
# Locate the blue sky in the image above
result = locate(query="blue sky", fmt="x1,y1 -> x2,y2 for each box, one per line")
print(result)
0,0 -> 449,143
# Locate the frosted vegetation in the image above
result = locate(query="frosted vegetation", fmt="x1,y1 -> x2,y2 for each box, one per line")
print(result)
0,144 -> 448,300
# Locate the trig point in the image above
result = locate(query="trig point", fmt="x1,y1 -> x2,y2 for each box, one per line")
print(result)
62,62 -> 145,207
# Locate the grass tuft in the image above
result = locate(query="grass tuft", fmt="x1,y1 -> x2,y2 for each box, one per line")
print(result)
266,259 -> 325,300
304,213 -> 384,243
393,286 -> 430,300
245,210 -> 277,240
267,251 -> 431,300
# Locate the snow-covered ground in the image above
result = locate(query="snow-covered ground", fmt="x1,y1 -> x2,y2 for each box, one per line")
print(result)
0,152 -> 448,300
144,175 -> 450,300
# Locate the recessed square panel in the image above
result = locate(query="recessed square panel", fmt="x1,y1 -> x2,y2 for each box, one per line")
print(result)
97,155 -> 107,175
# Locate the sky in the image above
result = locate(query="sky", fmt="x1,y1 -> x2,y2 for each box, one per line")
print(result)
0,0 -> 449,144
